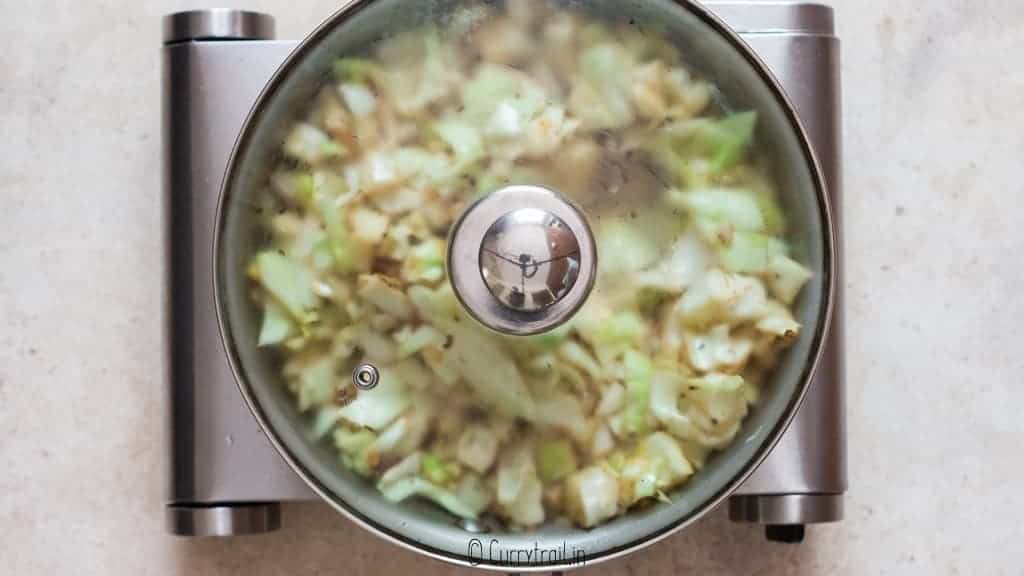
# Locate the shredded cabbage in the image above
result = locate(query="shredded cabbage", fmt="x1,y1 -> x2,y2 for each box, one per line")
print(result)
246,3 -> 811,531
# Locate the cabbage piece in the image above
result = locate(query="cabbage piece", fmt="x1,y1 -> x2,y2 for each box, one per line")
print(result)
297,357 -> 338,412
258,299 -> 295,347
595,382 -> 626,417
703,111 -> 758,172
379,451 -> 423,485
334,427 -> 376,454
462,63 -> 545,125
420,345 -> 461,388
256,252 -> 319,323
647,112 -> 758,186
767,255 -> 814,305
662,112 -> 757,173
356,274 -> 414,319
365,398 -> 434,464
361,148 -> 452,199
391,358 -> 436,391
348,205 -> 390,244
496,442 -> 546,527
590,423 -> 615,458
636,230 -> 713,294
619,432 -> 694,505
454,474 -> 492,516
379,476 -> 479,520
270,170 -> 315,206
565,466 -> 620,528
312,173 -> 371,274
669,188 -> 766,235
394,325 -> 445,359
595,219 -> 662,276
576,300 -> 647,359
534,390 -> 589,443
369,417 -> 415,460
535,439 -> 578,483
310,405 -> 344,440
433,118 -> 485,169
283,123 -> 345,164
377,29 -> 460,117
569,43 -> 635,130
755,192 -> 787,236
333,57 -> 378,84
663,68 -> 712,119
445,322 -> 536,420
506,475 -> 545,527
684,325 -> 754,373
718,232 -> 788,275
457,425 -> 500,474
496,442 -> 535,506
353,325 -> 399,364
338,83 -> 377,117
420,453 -> 455,485
649,370 -> 703,441
337,366 -> 410,430
519,106 -> 579,158
686,374 -> 749,442
475,11 -> 533,65
676,269 -> 764,328
756,301 -> 801,340
403,239 -> 446,284
609,350 -> 653,437
557,340 -> 602,380
333,427 -> 377,475
510,322 -> 571,355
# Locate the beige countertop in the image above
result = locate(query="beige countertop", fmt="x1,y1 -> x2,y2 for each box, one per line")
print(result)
2,1 -> 1023,574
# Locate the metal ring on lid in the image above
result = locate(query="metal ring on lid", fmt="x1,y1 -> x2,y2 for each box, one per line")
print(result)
352,363 -> 380,390
447,185 -> 597,336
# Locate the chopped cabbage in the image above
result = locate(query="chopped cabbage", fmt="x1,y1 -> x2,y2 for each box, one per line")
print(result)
379,476 -> 479,519
255,252 -> 318,322
670,188 -> 767,234
619,432 -> 693,505
394,324 -> 445,359
296,357 -> 337,412
283,123 -> 345,164
457,425 -> 500,474
684,325 -> 755,373
258,300 -> 295,347
356,274 -> 414,319
565,466 -> 619,528
570,43 -> 635,130
333,57 -> 378,84
609,350 -> 653,438
445,322 -> 536,420
535,439 -> 578,483
767,255 -> 814,305
496,442 -> 545,527
247,4 -> 811,531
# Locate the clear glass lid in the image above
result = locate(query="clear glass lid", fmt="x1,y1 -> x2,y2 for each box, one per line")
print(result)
216,0 -> 831,563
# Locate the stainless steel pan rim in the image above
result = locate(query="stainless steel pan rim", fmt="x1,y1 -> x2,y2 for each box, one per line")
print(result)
212,0 -> 836,570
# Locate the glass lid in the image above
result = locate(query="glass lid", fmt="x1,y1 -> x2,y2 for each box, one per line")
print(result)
216,0 -> 831,567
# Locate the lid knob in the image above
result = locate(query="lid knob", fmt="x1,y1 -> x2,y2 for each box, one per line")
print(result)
448,186 -> 596,335
480,208 -> 582,312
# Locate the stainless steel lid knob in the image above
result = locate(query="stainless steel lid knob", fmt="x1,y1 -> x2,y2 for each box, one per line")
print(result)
480,208 -> 582,312
448,185 -> 596,336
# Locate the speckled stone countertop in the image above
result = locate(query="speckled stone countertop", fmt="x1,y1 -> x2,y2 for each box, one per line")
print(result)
2,1 -> 1023,574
